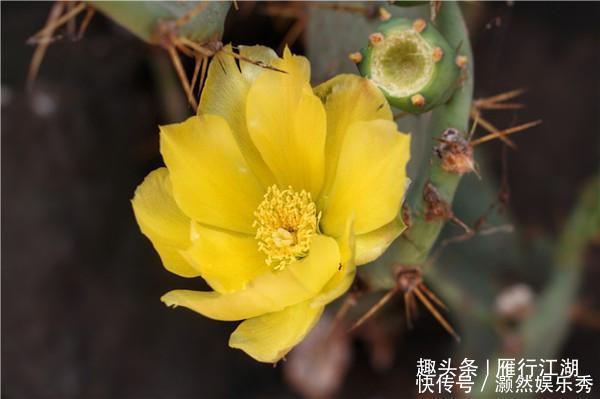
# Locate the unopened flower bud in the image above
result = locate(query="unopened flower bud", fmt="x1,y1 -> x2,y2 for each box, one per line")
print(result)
357,17 -> 462,114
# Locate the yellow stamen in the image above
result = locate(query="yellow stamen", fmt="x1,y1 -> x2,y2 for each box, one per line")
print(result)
253,185 -> 320,270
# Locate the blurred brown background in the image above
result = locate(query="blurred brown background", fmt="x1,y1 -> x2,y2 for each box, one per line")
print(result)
2,2 -> 599,398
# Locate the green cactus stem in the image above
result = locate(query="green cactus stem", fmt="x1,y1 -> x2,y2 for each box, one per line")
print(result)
361,1 -> 473,290
89,1 -> 230,45
470,174 -> 599,399
519,174 -> 600,359
357,15 -> 461,113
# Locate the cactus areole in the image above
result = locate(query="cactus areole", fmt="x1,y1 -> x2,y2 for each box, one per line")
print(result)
358,17 -> 461,114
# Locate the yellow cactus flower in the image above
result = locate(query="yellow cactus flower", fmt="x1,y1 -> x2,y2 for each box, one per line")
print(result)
131,45 -> 411,363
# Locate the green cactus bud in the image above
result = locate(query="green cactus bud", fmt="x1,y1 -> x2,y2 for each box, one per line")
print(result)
357,17 -> 461,114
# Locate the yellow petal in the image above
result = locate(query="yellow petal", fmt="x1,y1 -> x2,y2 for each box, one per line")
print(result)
246,50 -> 326,197
238,45 -> 279,82
229,299 -> 324,363
276,46 -> 311,82
132,168 -> 199,277
182,222 -> 270,294
161,235 -> 340,321
151,242 -> 199,277
312,217 -> 356,307
198,44 -> 276,186
355,216 -> 406,265
320,120 -> 411,236
314,74 -> 393,196
160,114 -> 264,234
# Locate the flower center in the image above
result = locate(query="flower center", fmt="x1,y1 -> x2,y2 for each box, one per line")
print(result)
253,185 -> 320,270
